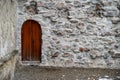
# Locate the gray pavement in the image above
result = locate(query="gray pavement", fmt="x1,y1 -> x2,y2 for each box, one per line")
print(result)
14,66 -> 120,80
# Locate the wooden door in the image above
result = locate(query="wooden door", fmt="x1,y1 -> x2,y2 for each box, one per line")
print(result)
21,20 -> 42,62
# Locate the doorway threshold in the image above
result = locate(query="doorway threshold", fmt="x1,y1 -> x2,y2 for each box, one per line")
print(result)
21,61 -> 41,66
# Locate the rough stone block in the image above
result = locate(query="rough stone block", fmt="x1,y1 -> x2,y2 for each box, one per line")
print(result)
62,53 -> 73,58
56,2 -> 66,10
51,52 -> 60,58
74,1 -> 82,7
0,50 -> 18,80
103,6 -> 119,17
112,52 -> 120,58
44,2 -> 55,9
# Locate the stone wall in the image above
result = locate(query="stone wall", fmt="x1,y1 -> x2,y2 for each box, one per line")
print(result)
0,0 -> 17,59
0,0 -> 17,79
0,50 -> 18,80
17,0 -> 120,68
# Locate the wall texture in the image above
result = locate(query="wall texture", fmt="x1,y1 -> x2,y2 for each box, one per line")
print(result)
0,0 -> 17,80
17,0 -> 120,68
0,50 -> 18,80
0,0 -> 17,59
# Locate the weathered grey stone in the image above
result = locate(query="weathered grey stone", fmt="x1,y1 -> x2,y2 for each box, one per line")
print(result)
70,19 -> 79,23
90,0 -> 100,4
74,1 -> 82,7
89,50 -> 102,59
24,1 -> 38,14
103,6 -> 119,17
17,0 -> 120,69
0,50 -> 18,80
62,45 -> 70,50
50,16 -> 58,22
65,29 -> 73,33
68,11 -> 76,19
52,30 -> 65,36
112,52 -> 120,58
111,17 -> 120,24
56,2 -> 66,10
44,2 -> 55,9
65,0 -> 72,3
51,52 -> 60,58
77,55 -> 82,59
99,76 -> 113,80
116,76 -> 120,80
62,53 -> 74,58
115,33 -> 120,37
79,47 -> 90,52
43,11 -> 56,17
117,3 -> 120,10
0,0 -> 17,79
37,1 -> 44,7
0,0 -> 16,61
64,59 -> 73,65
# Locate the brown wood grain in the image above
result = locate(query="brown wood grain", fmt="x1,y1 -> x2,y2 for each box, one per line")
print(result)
21,20 -> 42,62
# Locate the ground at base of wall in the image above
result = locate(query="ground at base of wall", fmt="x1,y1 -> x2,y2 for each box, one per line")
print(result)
14,65 -> 120,80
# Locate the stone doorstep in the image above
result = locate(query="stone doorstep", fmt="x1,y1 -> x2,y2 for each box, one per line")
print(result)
0,50 -> 18,66
21,61 -> 41,65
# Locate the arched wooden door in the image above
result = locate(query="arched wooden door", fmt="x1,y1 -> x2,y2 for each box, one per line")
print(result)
21,20 -> 42,62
